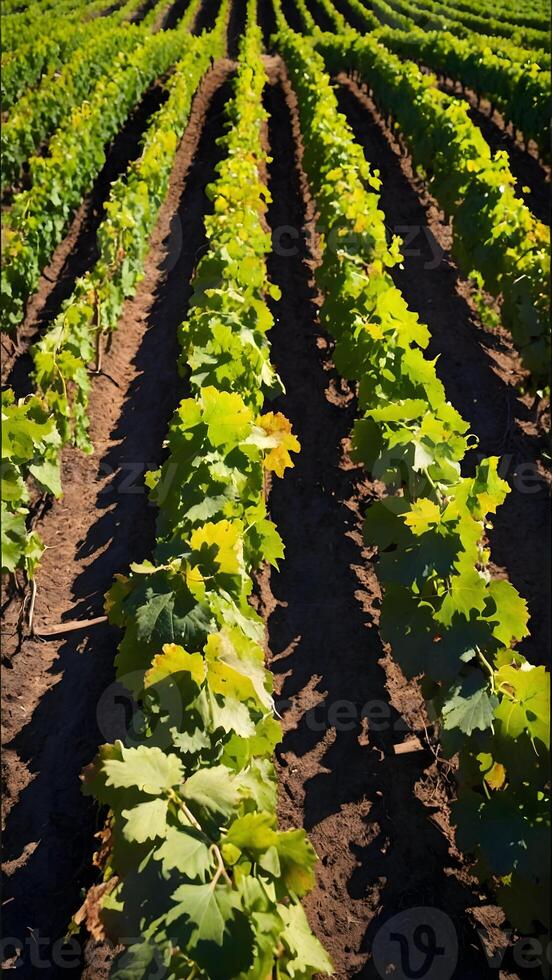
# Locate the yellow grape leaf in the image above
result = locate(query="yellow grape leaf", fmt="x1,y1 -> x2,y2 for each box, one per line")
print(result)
189,520 -> 243,579
259,412 -> 300,477
144,644 -> 206,688
485,762 -> 507,791
403,498 -> 442,535
204,631 -> 272,709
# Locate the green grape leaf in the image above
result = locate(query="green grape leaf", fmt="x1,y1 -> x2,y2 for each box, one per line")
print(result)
201,386 -> 253,447
276,829 -> 318,897
1,503 -> 29,573
111,943 -> 163,979
442,673 -> 498,735
486,579 -> 530,647
280,903 -> 333,976
122,798 -> 169,843
226,811 -> 277,854
495,664 -> 550,747
182,766 -> 240,823
403,497 -> 442,535
103,745 -> 184,795
166,883 -> 229,946
205,631 -> 272,710
154,825 -> 214,880
438,567 -> 487,626
28,458 -> 62,497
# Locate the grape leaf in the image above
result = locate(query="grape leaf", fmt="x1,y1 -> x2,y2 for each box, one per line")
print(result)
442,673 -> 498,735
110,943 -> 162,980
226,811 -> 277,854
486,579 -> 530,647
103,745 -> 184,795
154,825 -> 213,880
438,566 -> 487,626
280,903 -> 334,976
201,387 -> 252,447
166,883 -> 228,945
122,799 -> 169,843
183,766 -> 240,823
495,664 -> 550,747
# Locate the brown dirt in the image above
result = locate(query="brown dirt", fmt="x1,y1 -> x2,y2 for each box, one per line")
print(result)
254,58 -> 519,980
130,0 -> 157,23
1,82 -> 170,390
1,63 -> 233,979
160,0 -> 192,28
227,0 -> 247,58
336,75 -> 551,669
1,37 -> 549,980
305,0 -> 335,31
191,0 -> 221,34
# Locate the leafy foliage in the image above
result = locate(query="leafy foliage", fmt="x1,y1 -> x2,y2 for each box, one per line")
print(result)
1,25 -> 144,190
79,14 -> 331,977
1,389 -> 62,576
379,27 -> 550,157
341,0 -> 550,54
0,0 -> 167,110
0,8 -> 222,576
1,15 -> 201,332
313,31 -> 550,381
276,21 -> 550,935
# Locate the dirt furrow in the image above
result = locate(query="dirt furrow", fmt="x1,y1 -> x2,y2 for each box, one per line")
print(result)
227,0 -> 246,58
255,60 -> 505,980
191,0 -> 221,34
304,0 -> 335,31
337,76 -> 551,668
329,0 -> 373,31
129,0 -> 158,23
277,0 -> 305,33
1,65 -> 233,979
259,0 -> 277,47
160,0 -> 193,29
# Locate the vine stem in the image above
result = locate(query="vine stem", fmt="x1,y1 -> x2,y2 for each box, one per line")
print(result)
95,331 -> 103,374
476,646 -> 496,692
210,843 -> 233,889
27,577 -> 37,633
171,795 -> 233,888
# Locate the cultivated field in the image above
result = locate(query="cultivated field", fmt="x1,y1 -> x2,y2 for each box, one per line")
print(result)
1,0 -> 550,976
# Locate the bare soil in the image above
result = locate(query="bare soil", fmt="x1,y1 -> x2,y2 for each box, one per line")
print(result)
253,58 -> 525,980
336,77 -> 551,668
1,27 -> 549,980
227,0 -> 247,58
306,0 -> 335,31
1,64 -> 233,979
191,0 -> 221,34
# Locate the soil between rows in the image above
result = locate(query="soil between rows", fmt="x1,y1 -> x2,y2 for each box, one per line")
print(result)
1,64 -> 233,979
0,33 -> 549,980
255,60 -> 513,980
191,0 -> 221,34
227,0 -> 247,58
336,76 -> 551,668
298,0 -> 550,223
